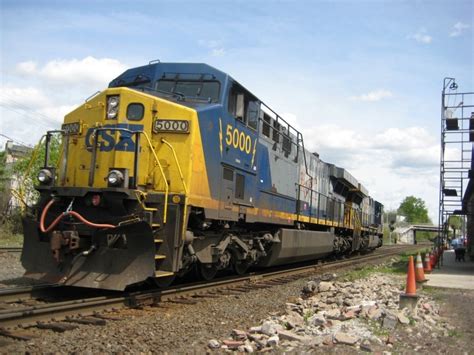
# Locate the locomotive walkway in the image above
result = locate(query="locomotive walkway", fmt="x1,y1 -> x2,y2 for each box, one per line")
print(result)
426,249 -> 474,290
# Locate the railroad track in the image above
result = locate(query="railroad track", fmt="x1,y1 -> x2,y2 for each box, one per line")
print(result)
0,247 -> 22,254
0,244 -> 427,335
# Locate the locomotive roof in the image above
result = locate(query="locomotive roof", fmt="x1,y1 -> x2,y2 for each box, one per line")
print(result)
109,62 -> 230,89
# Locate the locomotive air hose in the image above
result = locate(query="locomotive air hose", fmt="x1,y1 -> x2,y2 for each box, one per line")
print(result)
39,199 -> 115,233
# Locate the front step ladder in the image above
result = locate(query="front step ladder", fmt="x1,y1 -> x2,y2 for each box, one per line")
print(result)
154,237 -> 174,278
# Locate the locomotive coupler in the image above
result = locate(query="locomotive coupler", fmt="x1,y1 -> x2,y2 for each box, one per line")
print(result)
50,230 -> 80,263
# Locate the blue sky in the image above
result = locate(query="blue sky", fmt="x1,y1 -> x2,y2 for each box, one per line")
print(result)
1,0 -> 473,219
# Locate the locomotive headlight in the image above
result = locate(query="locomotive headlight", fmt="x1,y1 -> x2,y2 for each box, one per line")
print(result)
37,169 -> 53,184
106,95 -> 120,119
107,169 -> 124,187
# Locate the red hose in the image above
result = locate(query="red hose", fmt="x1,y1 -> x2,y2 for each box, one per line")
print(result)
39,199 -> 115,233
67,211 -> 115,229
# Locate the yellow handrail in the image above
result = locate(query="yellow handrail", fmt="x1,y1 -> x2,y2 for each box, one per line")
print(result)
160,138 -> 188,195
140,131 -> 169,224
159,138 -> 189,242
10,188 -> 28,211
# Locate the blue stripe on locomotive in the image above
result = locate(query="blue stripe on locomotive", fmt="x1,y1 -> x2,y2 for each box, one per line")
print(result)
196,105 -> 296,216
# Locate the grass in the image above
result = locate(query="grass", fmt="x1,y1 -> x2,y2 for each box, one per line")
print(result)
0,233 -> 23,247
367,320 -> 390,337
421,285 -> 444,301
448,329 -> 463,338
341,250 -> 433,281
343,266 -> 377,281
0,226 -> 23,247
303,310 -> 314,324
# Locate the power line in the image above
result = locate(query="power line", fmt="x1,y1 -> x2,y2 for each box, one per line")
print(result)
0,92 -> 60,126
0,104 -> 58,129
0,133 -> 32,148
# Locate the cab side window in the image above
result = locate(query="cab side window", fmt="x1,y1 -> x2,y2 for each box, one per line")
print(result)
262,112 -> 271,137
227,83 -> 259,130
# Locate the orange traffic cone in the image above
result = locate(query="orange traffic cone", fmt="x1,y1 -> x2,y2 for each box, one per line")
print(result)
424,252 -> 432,273
415,253 -> 427,283
405,255 -> 417,296
430,253 -> 436,268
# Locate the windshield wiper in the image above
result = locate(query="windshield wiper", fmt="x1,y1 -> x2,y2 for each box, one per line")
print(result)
171,90 -> 186,100
179,95 -> 213,103
136,86 -> 185,100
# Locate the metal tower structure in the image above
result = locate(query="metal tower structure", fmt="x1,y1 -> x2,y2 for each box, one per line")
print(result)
438,78 -> 473,264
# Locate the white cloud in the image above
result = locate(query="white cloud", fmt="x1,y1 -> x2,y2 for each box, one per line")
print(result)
296,122 -> 441,219
450,22 -> 470,37
211,48 -> 226,57
0,86 -> 69,137
0,86 -> 51,109
349,89 -> 393,102
373,127 -> 436,150
2,57 -> 128,145
198,39 -> 221,48
408,28 -> 432,44
198,39 -> 226,57
15,56 -> 127,87
16,61 -> 37,75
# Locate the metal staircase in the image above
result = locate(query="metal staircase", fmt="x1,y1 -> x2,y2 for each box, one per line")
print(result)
438,78 -> 473,264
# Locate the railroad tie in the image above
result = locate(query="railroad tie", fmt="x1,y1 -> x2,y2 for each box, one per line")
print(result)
229,287 -> 252,292
92,312 -> 122,321
191,293 -> 221,299
65,317 -> 107,326
36,322 -> 79,332
167,298 -> 198,305
0,327 -> 38,341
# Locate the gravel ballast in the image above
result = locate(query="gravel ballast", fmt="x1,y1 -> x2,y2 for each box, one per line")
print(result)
0,253 -> 472,353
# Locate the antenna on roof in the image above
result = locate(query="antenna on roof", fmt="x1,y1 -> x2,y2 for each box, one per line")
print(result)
149,59 -> 161,65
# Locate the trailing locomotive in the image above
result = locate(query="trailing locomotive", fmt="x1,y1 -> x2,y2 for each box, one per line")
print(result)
22,62 -> 383,290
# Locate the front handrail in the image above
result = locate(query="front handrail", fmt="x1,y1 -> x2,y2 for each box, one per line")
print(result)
160,138 -> 188,195
141,131 -> 169,224
159,138 -> 189,242
87,127 -> 169,224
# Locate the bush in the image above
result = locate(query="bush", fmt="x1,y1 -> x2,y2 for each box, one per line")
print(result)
0,208 -> 24,246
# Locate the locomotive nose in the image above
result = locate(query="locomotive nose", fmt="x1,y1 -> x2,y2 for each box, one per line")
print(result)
21,218 -> 156,290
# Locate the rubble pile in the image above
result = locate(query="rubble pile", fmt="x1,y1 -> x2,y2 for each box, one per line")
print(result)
208,272 -> 456,352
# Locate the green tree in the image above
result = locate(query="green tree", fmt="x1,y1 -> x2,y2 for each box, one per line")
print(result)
398,196 -> 431,224
448,215 -> 463,238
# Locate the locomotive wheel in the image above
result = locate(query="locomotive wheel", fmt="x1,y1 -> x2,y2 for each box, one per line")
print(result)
198,263 -> 218,281
232,259 -> 250,275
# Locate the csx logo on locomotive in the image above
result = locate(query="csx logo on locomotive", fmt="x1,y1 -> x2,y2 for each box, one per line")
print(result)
85,124 -> 143,152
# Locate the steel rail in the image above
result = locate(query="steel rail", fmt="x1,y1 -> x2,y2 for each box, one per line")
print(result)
158,244 -> 426,300
0,284 -> 60,303
0,247 -> 23,253
0,244 -> 426,329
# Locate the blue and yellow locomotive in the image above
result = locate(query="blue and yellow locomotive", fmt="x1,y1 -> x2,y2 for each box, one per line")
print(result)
22,62 -> 383,290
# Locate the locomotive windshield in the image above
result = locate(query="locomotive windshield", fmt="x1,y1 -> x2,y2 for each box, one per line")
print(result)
156,79 -> 220,103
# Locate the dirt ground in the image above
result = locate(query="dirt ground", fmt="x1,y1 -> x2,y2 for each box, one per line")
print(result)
387,286 -> 474,354
427,287 -> 474,353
